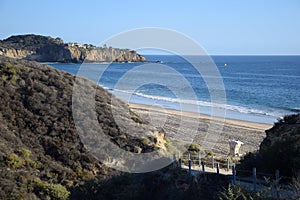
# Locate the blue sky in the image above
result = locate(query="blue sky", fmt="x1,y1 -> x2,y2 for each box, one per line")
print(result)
0,0 -> 300,55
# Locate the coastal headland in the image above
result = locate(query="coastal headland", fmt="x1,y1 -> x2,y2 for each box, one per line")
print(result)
0,34 -> 146,63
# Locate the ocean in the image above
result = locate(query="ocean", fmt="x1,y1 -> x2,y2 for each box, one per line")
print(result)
49,55 -> 300,124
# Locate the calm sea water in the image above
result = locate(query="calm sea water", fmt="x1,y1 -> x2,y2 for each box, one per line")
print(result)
49,55 -> 300,124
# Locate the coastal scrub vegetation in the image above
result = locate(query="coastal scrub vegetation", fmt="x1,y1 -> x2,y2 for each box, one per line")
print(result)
0,56 -> 158,199
0,61 -> 21,84
217,183 -> 278,200
237,113 -> 300,178
70,168 -> 230,200
28,178 -> 70,200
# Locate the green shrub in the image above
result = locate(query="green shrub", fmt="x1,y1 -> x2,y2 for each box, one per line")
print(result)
6,153 -> 25,169
27,160 -> 40,168
75,166 -> 94,180
31,178 -> 70,200
141,138 -> 150,145
218,183 -> 281,200
0,75 -> 7,82
205,149 -> 214,157
0,61 -> 21,84
218,184 -> 257,200
188,143 -> 202,154
46,184 -> 70,200
1,62 -> 18,74
18,147 -> 31,158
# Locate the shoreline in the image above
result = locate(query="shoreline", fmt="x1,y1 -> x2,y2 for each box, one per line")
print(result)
129,103 -> 272,131
129,103 -> 273,155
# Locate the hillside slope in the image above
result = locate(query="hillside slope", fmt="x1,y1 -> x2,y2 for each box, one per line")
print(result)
238,114 -> 300,177
0,34 -> 146,63
0,56 -> 163,199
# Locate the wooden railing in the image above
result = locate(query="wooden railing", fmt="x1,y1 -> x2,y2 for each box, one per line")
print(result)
170,152 -> 294,199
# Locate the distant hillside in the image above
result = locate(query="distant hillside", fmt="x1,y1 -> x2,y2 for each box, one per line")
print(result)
0,56 -> 162,199
0,34 -> 146,63
238,114 -> 300,177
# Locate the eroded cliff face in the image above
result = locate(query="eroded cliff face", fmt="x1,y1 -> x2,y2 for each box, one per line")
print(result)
0,34 -> 146,63
0,48 -> 33,59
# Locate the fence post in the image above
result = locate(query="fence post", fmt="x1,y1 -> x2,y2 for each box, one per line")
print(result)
227,158 -> 230,171
275,170 -> 280,199
216,163 -> 220,174
188,152 -> 191,173
198,152 -> 201,168
232,165 -> 236,185
252,167 -> 257,191
212,157 -> 215,169
173,154 -> 176,168
178,152 -> 181,169
201,161 -> 205,172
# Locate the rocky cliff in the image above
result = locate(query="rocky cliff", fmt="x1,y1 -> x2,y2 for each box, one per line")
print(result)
0,34 -> 146,63
0,56 -> 163,199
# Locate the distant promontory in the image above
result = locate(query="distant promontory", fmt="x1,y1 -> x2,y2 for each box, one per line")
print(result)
0,34 -> 146,63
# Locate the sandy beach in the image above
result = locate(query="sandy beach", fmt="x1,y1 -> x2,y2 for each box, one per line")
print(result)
129,103 -> 273,156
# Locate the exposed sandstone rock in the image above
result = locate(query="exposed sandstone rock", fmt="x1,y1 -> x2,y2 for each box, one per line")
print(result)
0,34 -> 146,63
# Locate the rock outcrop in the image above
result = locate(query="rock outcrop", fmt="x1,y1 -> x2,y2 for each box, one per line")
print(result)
0,34 -> 146,63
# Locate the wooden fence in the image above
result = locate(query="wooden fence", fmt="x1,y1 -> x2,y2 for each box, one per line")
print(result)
171,152 -> 293,198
